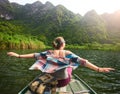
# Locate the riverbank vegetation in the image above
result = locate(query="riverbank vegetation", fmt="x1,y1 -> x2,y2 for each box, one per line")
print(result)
66,43 -> 120,51
0,32 -> 45,50
1,31 -> 120,51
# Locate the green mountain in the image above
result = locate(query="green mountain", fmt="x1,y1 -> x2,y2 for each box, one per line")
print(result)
102,10 -> 120,43
0,0 -> 120,50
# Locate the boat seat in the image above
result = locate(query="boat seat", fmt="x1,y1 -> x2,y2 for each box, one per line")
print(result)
74,90 -> 90,94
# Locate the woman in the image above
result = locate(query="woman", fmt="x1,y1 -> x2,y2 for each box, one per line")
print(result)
7,36 -> 114,87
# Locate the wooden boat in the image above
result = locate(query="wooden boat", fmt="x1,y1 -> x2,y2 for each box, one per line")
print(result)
18,74 -> 97,94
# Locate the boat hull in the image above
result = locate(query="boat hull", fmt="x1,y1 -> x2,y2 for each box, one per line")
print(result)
18,74 -> 97,94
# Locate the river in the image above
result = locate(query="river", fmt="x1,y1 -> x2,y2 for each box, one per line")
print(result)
0,49 -> 120,94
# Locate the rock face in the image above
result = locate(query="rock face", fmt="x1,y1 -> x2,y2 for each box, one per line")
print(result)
0,0 -> 13,20
0,0 -> 55,20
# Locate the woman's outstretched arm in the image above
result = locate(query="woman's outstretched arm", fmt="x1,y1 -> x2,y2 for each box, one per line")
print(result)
7,52 -> 35,58
84,60 -> 115,72
65,50 -> 115,73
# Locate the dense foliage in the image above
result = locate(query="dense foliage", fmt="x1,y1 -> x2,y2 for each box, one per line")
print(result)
0,21 -> 45,49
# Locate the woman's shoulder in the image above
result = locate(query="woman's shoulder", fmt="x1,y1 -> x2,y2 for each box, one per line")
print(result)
47,50 -> 53,53
65,50 -> 72,55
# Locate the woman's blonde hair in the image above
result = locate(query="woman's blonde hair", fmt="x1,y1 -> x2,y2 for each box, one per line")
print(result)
52,37 -> 65,49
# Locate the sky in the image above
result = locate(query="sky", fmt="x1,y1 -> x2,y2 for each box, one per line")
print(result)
9,0 -> 120,16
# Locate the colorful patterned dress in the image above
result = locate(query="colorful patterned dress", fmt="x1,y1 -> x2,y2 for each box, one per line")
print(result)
29,50 -> 87,87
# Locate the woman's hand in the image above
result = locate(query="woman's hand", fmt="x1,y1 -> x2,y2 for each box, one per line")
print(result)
98,67 -> 115,72
7,52 -> 19,57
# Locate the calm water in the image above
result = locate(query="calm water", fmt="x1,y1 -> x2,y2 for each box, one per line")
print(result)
0,49 -> 120,94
